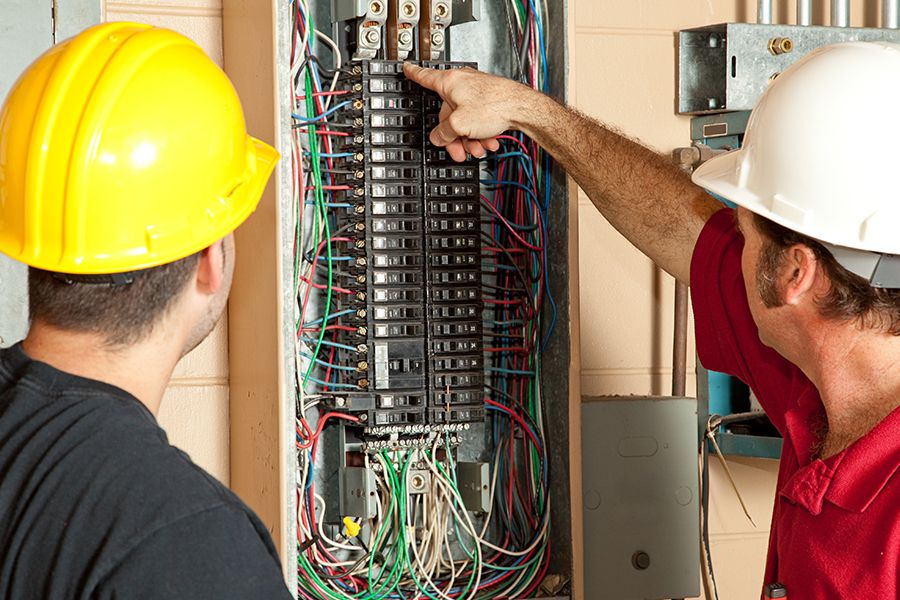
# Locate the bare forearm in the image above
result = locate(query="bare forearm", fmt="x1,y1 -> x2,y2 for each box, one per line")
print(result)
514,93 -> 720,283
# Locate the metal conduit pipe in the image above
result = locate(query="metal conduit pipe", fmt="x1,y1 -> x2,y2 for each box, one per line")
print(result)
798,0 -> 812,25
832,0 -> 850,26
758,0 -> 773,24
884,0 -> 900,28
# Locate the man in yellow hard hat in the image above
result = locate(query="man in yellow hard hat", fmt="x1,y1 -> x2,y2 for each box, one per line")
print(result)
406,41 -> 900,598
0,23 -> 291,597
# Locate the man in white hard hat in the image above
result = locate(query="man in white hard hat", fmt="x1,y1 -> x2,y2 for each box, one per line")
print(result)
406,41 -> 900,598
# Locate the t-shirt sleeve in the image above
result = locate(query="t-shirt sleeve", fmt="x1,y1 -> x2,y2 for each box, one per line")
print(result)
93,504 -> 293,600
690,208 -> 803,434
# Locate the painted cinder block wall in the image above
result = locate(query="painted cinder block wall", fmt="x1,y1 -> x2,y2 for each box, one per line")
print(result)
103,1 -> 876,597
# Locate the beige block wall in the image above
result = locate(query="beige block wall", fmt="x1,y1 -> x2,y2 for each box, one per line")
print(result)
103,0 -> 229,484
573,1 -> 877,597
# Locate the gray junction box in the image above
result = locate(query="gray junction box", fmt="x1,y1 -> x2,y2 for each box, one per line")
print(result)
582,396 -> 700,600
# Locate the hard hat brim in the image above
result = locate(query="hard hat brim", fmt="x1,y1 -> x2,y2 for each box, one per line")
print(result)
692,149 -> 815,243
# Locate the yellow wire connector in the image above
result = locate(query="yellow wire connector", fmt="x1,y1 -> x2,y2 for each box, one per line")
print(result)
343,516 -> 361,538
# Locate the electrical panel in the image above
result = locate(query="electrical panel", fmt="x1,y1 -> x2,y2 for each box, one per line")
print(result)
285,1 -> 574,598
317,60 -> 485,437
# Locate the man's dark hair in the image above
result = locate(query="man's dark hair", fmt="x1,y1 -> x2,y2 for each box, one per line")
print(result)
753,214 -> 900,335
28,253 -> 200,346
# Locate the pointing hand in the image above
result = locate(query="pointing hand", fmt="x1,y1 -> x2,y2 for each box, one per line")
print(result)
403,63 -> 533,162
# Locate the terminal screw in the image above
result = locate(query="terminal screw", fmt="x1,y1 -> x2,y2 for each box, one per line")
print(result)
364,29 -> 381,46
432,31 -> 445,47
357,361 -> 369,370
354,205 -> 365,214
399,31 -> 413,46
356,239 -> 366,249
356,343 -> 368,353
353,99 -> 364,110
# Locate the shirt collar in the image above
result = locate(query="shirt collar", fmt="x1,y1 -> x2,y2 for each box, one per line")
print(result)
824,405 -> 900,512
780,405 -> 900,514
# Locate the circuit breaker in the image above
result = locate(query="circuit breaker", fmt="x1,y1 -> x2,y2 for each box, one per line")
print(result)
320,60 -> 485,435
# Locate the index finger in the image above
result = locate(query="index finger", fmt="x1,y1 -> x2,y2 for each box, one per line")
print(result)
403,63 -> 449,96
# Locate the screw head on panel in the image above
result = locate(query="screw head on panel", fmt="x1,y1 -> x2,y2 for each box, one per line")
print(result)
364,28 -> 381,46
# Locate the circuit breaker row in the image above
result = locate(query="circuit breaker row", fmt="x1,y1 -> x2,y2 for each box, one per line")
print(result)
323,60 -> 484,434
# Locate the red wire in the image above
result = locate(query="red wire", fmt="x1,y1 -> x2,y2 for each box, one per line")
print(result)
296,412 -> 360,450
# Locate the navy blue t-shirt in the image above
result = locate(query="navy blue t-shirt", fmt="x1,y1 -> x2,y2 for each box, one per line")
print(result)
0,343 -> 292,599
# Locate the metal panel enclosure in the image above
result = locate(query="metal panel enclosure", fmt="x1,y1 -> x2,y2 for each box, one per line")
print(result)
582,397 -> 700,600
679,23 -> 900,114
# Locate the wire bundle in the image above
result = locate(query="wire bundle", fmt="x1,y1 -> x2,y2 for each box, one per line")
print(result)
290,0 -> 557,596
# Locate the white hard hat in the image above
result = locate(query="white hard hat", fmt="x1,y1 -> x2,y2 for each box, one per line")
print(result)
693,41 -> 900,288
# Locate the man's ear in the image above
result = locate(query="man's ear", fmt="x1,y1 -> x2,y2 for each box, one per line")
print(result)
781,244 -> 818,306
195,241 -> 225,296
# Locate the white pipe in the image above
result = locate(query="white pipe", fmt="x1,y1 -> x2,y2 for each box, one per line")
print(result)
884,0 -> 900,28
758,0 -> 773,24
831,0 -> 849,26
797,0 -> 812,25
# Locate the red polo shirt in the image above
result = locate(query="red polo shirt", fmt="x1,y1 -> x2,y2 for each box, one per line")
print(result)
691,208 -> 900,599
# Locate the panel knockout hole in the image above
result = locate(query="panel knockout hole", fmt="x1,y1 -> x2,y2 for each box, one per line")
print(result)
632,551 -> 651,571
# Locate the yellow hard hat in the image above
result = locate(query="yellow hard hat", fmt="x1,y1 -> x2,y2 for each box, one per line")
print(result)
0,22 -> 279,275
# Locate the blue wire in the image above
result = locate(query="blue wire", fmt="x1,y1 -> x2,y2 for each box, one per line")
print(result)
305,450 -> 315,490
299,337 -> 358,352
303,308 -> 355,326
487,367 -> 536,376
299,352 -> 356,372
304,201 -> 353,208
480,179 -> 538,201
292,101 -> 351,123
302,151 -> 354,158
314,255 -> 353,262
306,376 -> 359,390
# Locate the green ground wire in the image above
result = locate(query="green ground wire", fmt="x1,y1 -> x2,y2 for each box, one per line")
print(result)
301,67 -> 334,387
